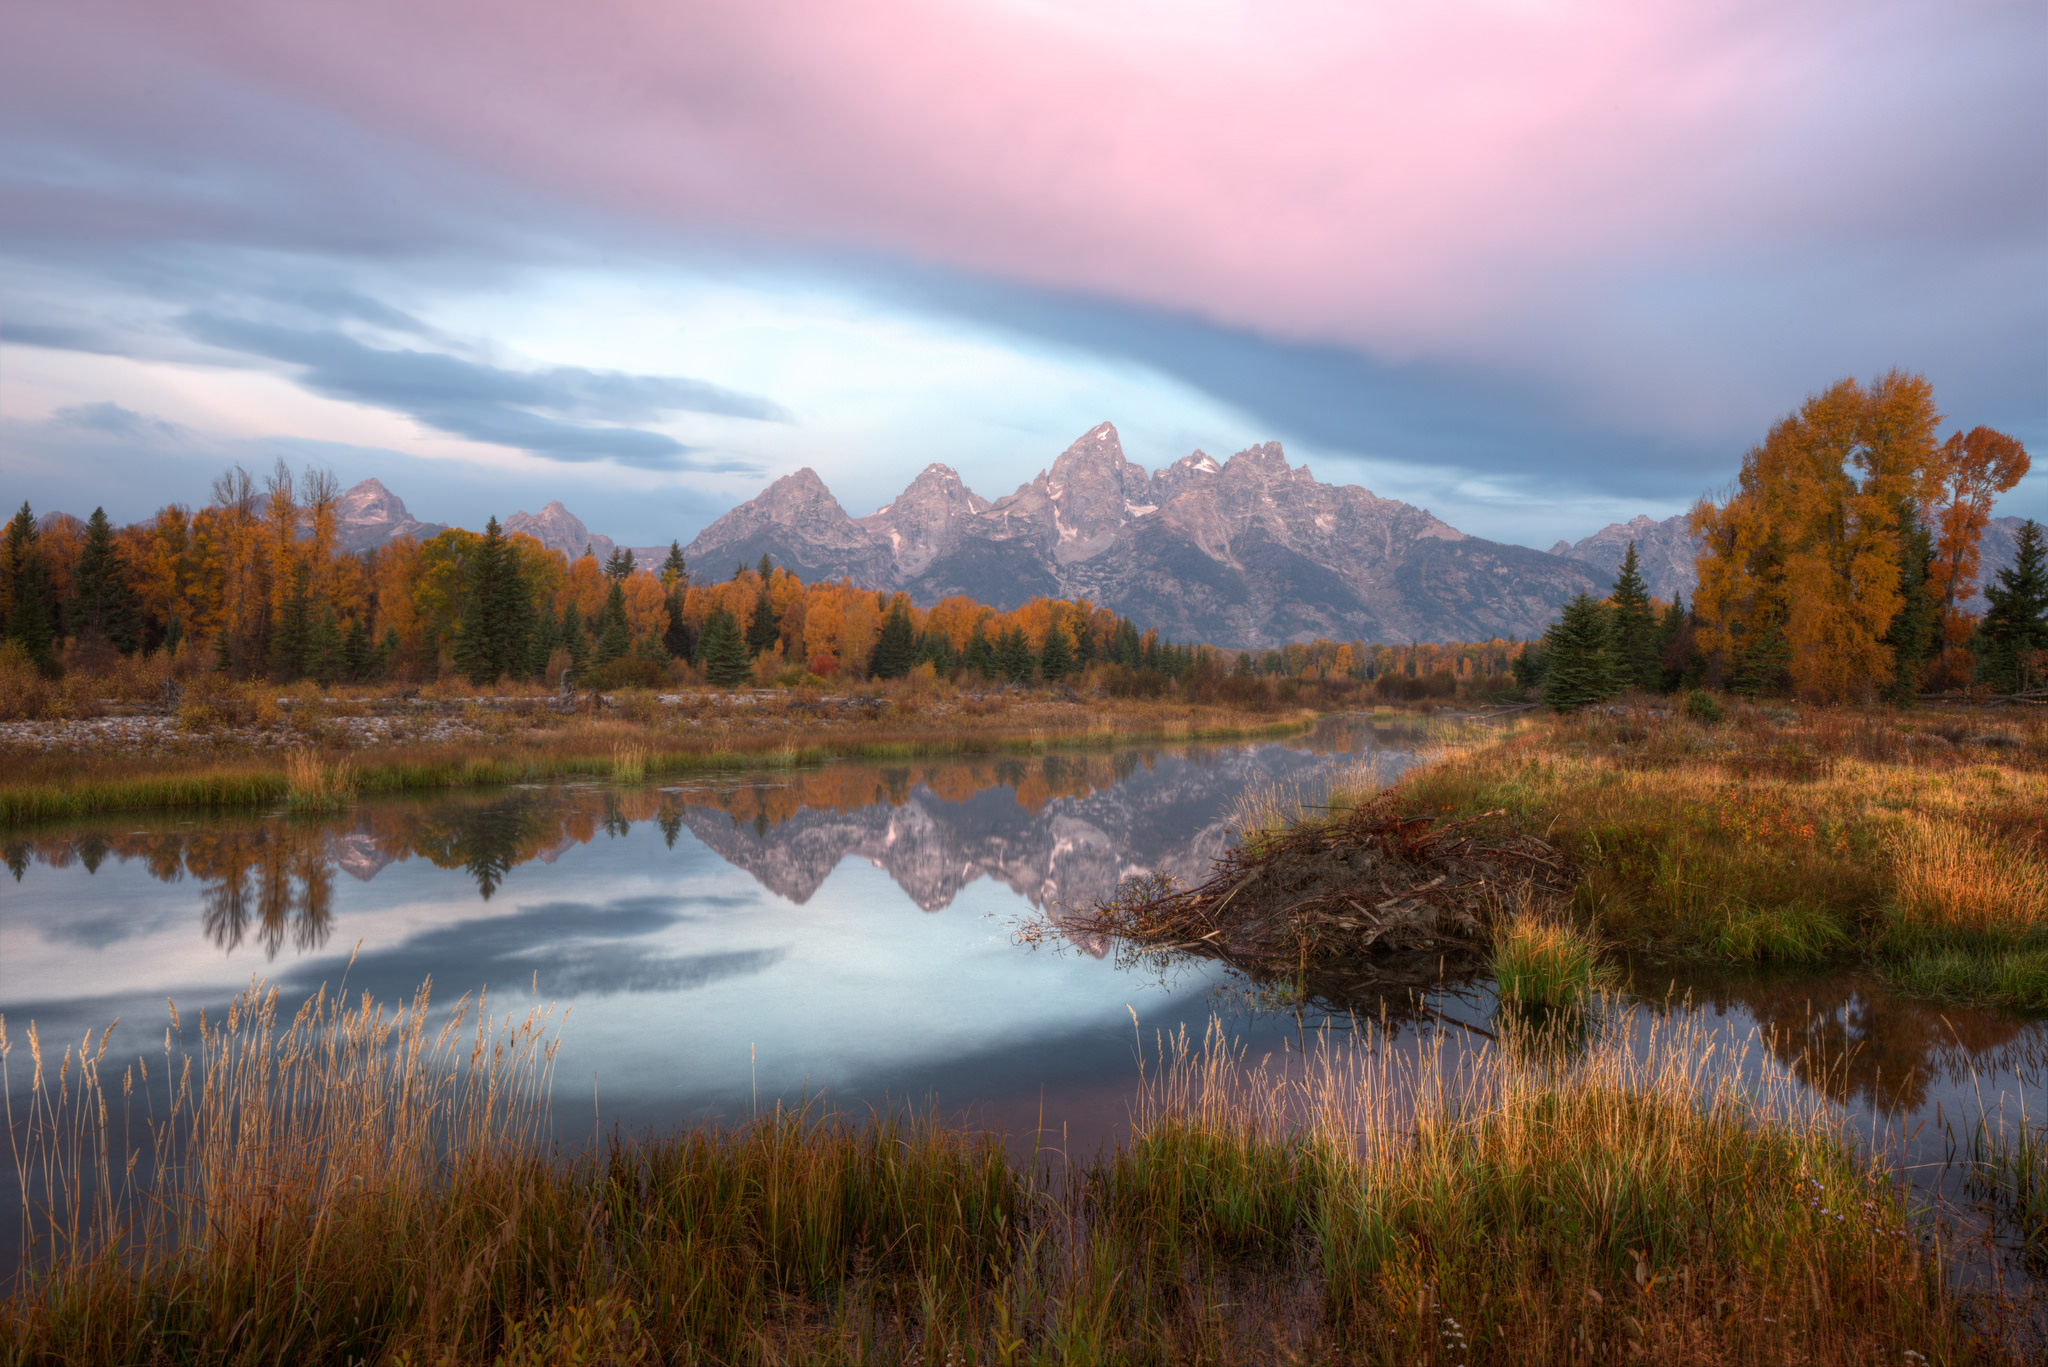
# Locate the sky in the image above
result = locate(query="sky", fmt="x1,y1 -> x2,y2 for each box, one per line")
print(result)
2,0 -> 2043,551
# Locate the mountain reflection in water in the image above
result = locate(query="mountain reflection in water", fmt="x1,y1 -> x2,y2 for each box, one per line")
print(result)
3,724 -> 2041,1187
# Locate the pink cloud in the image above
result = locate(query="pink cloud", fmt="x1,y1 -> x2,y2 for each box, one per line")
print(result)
8,1 -> 2039,382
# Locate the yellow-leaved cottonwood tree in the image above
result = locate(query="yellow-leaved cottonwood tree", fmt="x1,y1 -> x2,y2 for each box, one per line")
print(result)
1690,371 -> 2005,704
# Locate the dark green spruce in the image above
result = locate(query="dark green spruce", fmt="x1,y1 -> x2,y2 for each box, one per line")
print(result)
1541,592 -> 1618,710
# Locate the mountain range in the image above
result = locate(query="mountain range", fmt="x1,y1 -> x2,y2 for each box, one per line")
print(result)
678,424 -> 1616,646
210,427 -> 2035,645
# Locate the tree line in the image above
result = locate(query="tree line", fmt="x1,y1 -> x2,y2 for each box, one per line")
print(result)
1521,372 -> 2039,708
0,462 -> 1218,692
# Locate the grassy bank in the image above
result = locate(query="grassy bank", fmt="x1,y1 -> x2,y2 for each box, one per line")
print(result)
1388,702 -> 2048,1010
0,688 -> 1316,826
3,981 -> 2025,1365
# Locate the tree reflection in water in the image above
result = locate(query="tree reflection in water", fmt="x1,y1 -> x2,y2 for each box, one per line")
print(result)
1628,958 -> 2038,1116
9,740 -> 2041,1115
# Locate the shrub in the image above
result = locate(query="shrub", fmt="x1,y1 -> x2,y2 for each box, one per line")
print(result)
591,657 -> 666,691
1683,688 -> 1723,724
177,672 -> 257,729
0,640 -> 57,719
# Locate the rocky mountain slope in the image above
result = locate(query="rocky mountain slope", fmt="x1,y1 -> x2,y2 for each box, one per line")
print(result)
683,423 -> 1613,646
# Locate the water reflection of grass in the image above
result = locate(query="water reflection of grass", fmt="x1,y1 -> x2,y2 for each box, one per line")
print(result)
1396,703 -> 2048,1010
5,983 -> 2029,1364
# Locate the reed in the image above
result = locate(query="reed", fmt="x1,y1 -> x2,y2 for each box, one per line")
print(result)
3,986 -> 2019,1363
284,749 -> 357,812
1488,913 -> 1617,1007
609,740 -> 647,783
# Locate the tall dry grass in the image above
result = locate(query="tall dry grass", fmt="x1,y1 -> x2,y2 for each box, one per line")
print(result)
1396,702 -> 2048,1006
5,986 -> 2022,1363
284,749 -> 356,812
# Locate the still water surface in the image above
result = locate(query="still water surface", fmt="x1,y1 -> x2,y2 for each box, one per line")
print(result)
3,718 -> 2042,1284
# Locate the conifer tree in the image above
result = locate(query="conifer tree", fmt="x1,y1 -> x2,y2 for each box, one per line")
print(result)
271,561 -> 315,682
2,502 -> 57,670
341,616 -> 372,682
604,546 -> 636,581
1978,519 -> 2048,693
745,589 -> 779,657
1039,621 -> 1074,681
868,597 -> 916,678
757,553 -> 773,581
593,578 -> 632,667
68,507 -> 139,653
962,626 -> 992,680
663,590 -> 694,663
661,541 -> 688,586
562,604 -> 591,684
915,629 -> 954,674
996,626 -> 1035,684
524,604 -> 559,678
698,607 -> 751,686
1879,512 -> 1937,703
1541,592 -> 1618,710
1607,542 -> 1661,692
454,517 -> 534,685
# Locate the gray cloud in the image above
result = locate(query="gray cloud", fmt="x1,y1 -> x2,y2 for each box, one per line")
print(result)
53,400 -> 192,441
181,311 -> 784,468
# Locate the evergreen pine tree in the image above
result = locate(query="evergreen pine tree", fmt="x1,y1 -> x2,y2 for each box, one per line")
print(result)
1072,615 -> 1096,668
661,541 -> 688,586
962,627 -> 993,680
1654,593 -> 1691,691
915,629 -> 954,674
757,553 -> 773,581
593,578 -> 632,666
340,616 -> 371,682
868,598 -> 917,678
1607,541 -> 1661,692
1880,512 -> 1938,703
1977,519 -> 2048,692
698,607 -> 751,686
309,609 -> 341,684
745,589 -> 780,657
68,507 -> 140,653
1039,622 -> 1074,681
2,502 -> 58,670
374,627 -> 401,679
454,517 -> 533,685
996,626 -> 1035,684
1732,622 -> 1792,697
603,546 -> 636,581
562,604 -> 591,684
1541,592 -> 1619,710
524,604 -> 558,679
663,590 -> 694,662
271,561 -> 315,682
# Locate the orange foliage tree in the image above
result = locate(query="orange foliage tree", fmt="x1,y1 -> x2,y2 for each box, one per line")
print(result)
1924,426 -> 2030,688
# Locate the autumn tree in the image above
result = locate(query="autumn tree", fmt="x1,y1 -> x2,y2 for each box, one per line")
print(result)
1690,372 -> 1939,703
1924,427 -> 2030,688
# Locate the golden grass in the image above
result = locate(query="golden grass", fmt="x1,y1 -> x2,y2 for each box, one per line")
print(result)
283,749 -> 357,812
1391,700 -> 2048,1007
608,740 -> 647,783
1488,912 -> 1618,1007
0,693 -> 1318,824
4,984 -> 2019,1364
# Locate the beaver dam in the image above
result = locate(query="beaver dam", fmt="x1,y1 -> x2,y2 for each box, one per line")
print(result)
1068,803 -> 1577,1002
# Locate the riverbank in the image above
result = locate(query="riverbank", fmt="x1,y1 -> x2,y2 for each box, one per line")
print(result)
4,980 -> 2031,1365
0,684 -> 1318,825
1390,701 -> 2048,1011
